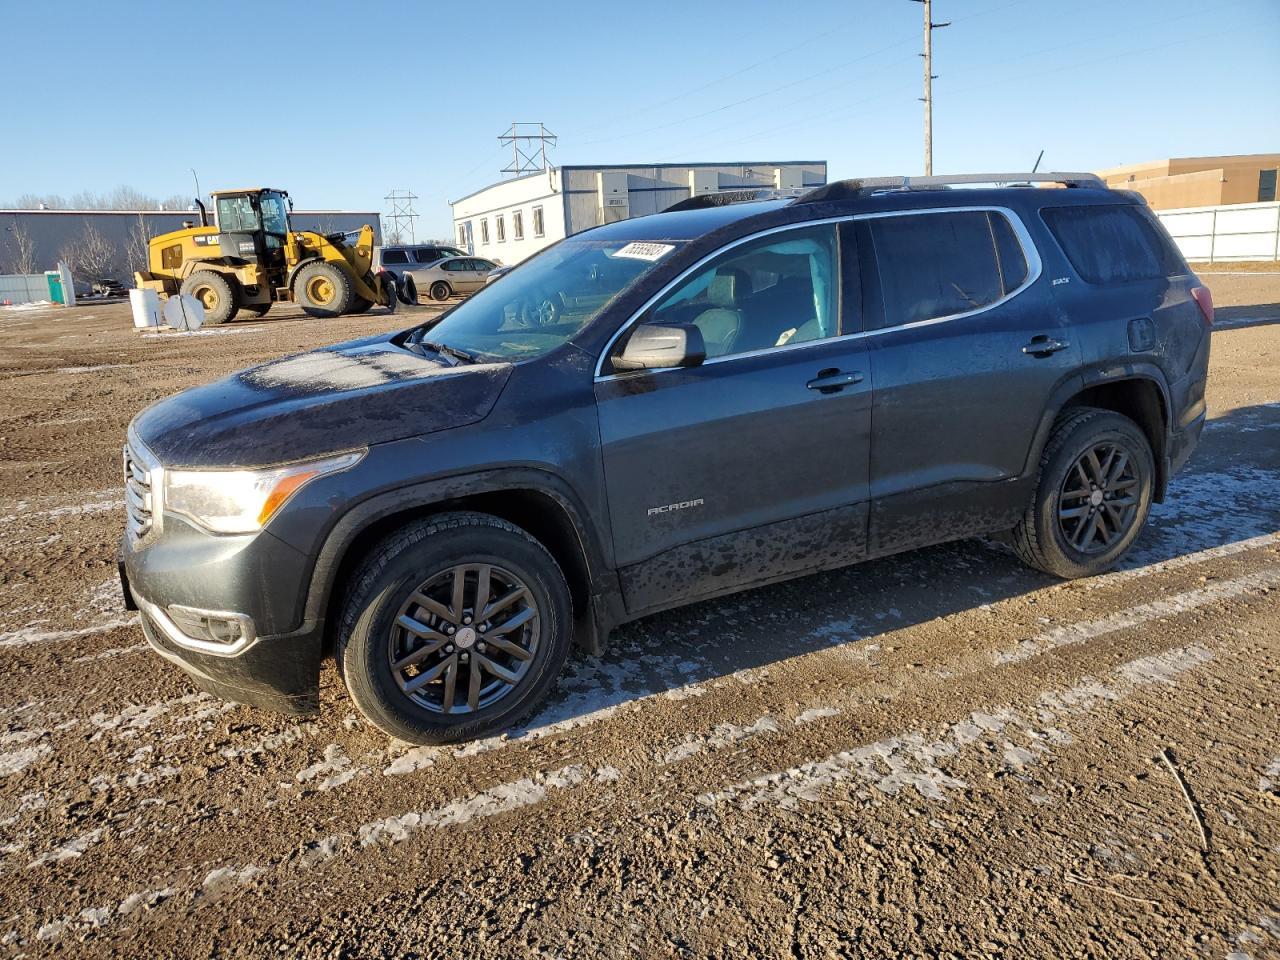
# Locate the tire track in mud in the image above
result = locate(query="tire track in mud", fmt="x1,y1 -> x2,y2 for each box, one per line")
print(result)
12,571 -> 1276,948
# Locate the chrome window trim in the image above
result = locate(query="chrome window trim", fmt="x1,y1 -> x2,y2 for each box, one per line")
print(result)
593,205 -> 1042,381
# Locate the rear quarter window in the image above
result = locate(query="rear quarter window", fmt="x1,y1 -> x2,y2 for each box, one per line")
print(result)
382,249 -> 409,264
868,210 -> 1029,329
1042,204 -> 1184,284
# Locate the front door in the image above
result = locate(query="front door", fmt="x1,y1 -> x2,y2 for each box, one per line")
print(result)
859,208 -> 1082,553
594,222 -> 873,615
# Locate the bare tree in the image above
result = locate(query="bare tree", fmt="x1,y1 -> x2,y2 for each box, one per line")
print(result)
63,223 -> 119,280
125,213 -> 153,278
4,217 -> 37,274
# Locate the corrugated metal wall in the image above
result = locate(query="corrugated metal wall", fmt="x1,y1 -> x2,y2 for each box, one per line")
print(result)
0,210 -> 382,282
0,274 -> 49,305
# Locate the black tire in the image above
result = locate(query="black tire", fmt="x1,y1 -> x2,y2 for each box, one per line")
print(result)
398,273 -> 418,305
180,270 -> 240,324
430,280 -> 451,302
338,512 -> 573,744
245,303 -> 272,317
349,296 -> 374,314
1011,407 -> 1155,579
294,260 -> 354,318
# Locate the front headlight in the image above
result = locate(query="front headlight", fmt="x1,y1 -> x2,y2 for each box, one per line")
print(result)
164,451 -> 364,534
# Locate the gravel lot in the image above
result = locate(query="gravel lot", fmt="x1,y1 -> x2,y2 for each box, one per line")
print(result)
1,279 -> 1278,959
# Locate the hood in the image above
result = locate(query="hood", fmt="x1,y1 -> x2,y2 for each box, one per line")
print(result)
132,335 -> 513,467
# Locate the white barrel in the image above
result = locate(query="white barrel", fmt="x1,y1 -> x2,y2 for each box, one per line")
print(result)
129,288 -> 162,328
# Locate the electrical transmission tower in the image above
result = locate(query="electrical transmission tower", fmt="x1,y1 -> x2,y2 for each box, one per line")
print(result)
500,123 -> 557,176
911,0 -> 949,175
383,189 -> 419,244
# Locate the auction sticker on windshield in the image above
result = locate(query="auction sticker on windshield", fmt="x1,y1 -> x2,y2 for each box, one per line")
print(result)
612,242 -> 675,261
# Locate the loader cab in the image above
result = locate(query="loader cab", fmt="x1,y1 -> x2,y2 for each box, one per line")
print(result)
212,189 -> 292,262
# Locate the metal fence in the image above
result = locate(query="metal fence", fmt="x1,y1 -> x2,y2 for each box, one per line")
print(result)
1153,200 -> 1280,263
0,273 -> 49,305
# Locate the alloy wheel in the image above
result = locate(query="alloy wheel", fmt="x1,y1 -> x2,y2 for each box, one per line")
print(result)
388,563 -> 539,714
1057,441 -> 1141,554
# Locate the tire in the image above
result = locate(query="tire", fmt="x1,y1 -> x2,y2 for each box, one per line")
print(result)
338,512 -> 573,744
1011,407 -> 1155,579
245,303 -> 272,317
430,280 -> 451,302
349,296 -> 374,314
294,260 -> 354,318
398,273 -> 418,305
180,270 -> 240,324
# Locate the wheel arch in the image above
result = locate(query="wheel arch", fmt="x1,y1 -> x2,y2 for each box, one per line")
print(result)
1031,366 -> 1172,502
306,470 -> 620,660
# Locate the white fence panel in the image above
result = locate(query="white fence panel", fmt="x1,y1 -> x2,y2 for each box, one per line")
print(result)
1153,200 -> 1280,262
0,274 -> 49,305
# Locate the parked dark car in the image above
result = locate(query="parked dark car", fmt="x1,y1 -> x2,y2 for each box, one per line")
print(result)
92,278 -> 126,298
119,172 -> 1212,743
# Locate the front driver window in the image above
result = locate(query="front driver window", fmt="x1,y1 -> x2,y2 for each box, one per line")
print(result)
647,223 -> 839,359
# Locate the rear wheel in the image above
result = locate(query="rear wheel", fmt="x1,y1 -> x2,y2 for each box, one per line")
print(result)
430,280 -> 451,302
338,513 -> 573,744
179,270 -> 240,324
1011,407 -> 1155,579
244,302 -> 272,317
295,260 -> 354,318
349,296 -> 374,314
398,273 -> 418,305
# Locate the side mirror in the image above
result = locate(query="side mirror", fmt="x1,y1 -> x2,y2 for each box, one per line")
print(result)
613,323 -> 706,372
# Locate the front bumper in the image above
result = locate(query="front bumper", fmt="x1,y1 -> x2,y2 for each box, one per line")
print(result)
120,519 -> 324,716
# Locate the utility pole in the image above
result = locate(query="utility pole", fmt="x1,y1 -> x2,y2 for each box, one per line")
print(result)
912,0 -> 949,175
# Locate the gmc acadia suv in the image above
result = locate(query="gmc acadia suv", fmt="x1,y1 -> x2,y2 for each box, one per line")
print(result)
119,172 -> 1212,743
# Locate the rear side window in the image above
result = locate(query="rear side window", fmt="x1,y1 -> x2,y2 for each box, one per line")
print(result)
868,211 -> 1027,328
413,248 -> 441,263
382,249 -> 409,264
1042,204 -> 1181,284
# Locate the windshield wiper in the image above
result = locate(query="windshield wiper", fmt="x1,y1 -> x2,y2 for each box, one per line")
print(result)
407,330 -> 478,365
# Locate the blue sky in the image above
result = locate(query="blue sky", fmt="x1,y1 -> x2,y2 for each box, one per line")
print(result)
2,0 -> 1276,237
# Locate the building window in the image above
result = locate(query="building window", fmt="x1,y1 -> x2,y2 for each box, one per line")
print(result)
1260,169 -> 1278,203
512,210 -> 524,240
480,218 -> 489,244
532,205 -> 545,238
458,224 -> 467,246
496,214 -> 506,242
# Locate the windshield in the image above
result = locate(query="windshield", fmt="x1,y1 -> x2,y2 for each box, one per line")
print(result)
411,239 -> 681,361
260,193 -> 289,235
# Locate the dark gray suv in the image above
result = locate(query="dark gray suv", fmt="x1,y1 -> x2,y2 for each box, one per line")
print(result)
119,172 -> 1212,743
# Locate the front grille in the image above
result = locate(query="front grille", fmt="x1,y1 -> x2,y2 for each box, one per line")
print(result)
123,442 -> 154,540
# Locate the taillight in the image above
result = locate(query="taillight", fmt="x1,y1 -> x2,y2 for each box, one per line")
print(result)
1191,285 -> 1214,326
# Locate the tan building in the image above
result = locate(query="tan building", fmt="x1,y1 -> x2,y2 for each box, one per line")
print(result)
1097,154 -> 1280,210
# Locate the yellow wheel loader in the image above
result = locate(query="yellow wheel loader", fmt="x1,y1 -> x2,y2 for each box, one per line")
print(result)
134,188 -> 396,324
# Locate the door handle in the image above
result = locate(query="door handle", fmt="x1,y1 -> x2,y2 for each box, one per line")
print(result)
806,368 -> 864,394
1021,335 -> 1071,357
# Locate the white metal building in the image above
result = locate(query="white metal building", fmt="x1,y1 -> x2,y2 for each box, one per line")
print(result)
450,161 -> 827,264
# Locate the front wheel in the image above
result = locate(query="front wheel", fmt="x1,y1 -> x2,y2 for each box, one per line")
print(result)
430,280 -> 451,302
1011,407 -> 1155,579
338,513 -> 573,744
179,270 -> 240,324
295,260 -> 354,318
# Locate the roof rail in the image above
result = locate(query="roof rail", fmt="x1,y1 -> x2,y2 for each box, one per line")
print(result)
794,172 -> 1107,205
662,188 -> 798,213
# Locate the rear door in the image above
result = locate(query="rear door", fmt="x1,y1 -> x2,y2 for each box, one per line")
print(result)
861,207 -> 1081,554
594,221 -> 873,614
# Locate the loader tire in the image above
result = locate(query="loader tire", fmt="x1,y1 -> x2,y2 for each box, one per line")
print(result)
245,303 -> 272,317
180,270 -> 240,325
349,296 -> 374,314
295,261 -> 354,319
398,274 -> 418,306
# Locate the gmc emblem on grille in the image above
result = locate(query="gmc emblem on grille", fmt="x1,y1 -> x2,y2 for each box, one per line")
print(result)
647,498 -> 704,517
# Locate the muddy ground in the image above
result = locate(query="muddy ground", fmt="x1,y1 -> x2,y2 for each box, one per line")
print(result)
1,275 -> 1278,959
